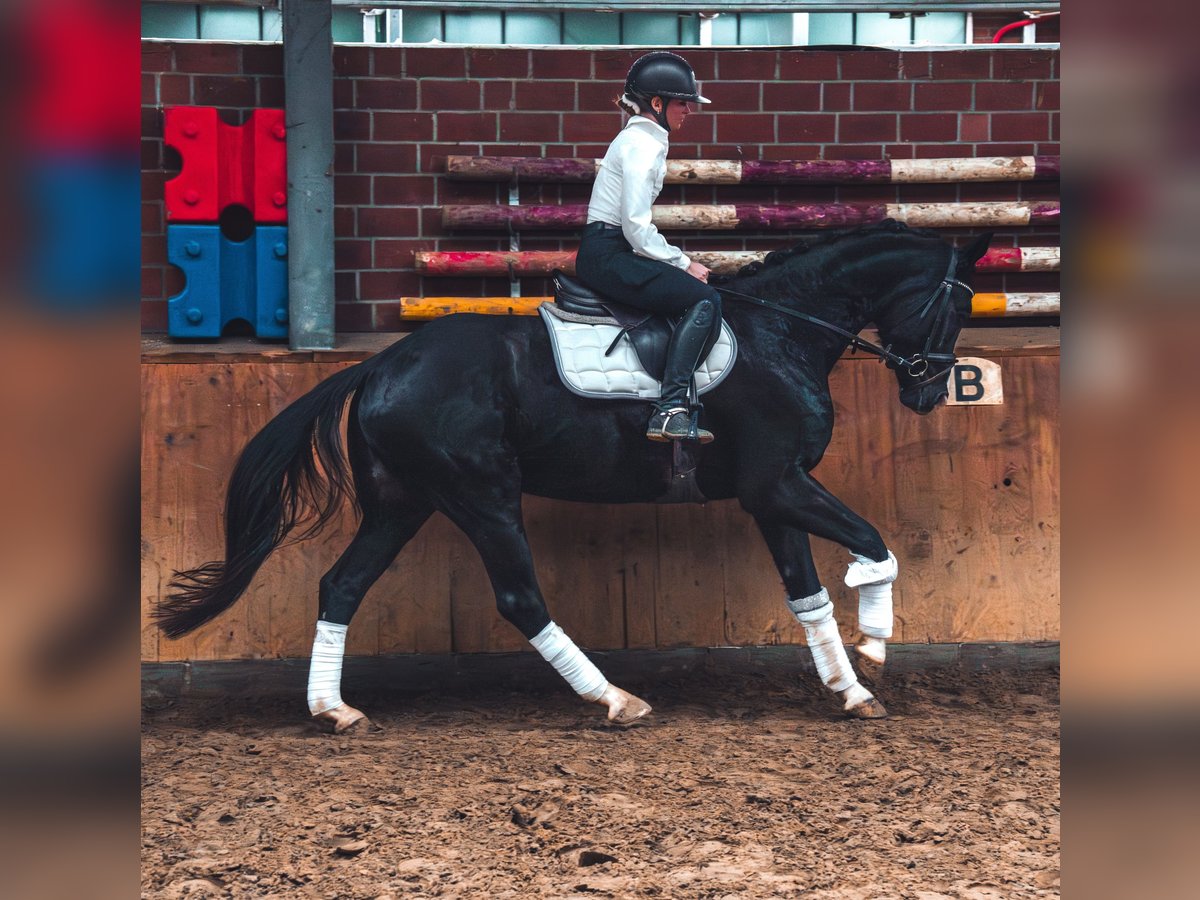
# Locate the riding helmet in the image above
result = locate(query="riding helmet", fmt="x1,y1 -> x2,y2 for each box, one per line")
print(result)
625,51 -> 711,106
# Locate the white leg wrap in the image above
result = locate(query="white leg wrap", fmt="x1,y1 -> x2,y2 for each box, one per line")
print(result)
529,621 -> 608,702
786,591 -> 858,694
307,620 -> 347,715
847,550 -> 897,640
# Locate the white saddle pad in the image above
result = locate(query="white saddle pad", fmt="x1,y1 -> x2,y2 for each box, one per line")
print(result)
538,302 -> 738,401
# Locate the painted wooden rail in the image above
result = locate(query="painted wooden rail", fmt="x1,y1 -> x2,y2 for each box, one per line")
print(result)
446,155 -> 1061,185
414,246 -> 1060,277
441,201 -> 1060,231
396,293 -> 1060,322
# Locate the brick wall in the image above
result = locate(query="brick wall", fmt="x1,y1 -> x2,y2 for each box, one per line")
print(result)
141,42 -> 1059,333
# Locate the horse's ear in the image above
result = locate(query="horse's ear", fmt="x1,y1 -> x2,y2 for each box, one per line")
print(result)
960,232 -> 993,265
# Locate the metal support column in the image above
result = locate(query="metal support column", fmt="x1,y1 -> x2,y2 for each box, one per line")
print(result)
283,0 -> 335,350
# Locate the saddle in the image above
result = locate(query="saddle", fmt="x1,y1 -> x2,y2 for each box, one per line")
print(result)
543,270 -> 737,401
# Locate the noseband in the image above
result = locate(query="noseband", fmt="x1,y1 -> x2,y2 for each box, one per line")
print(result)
715,247 -> 974,382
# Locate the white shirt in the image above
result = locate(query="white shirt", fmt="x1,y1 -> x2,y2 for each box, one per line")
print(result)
586,116 -> 691,271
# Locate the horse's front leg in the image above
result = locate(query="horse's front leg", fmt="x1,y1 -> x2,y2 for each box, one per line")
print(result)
752,519 -> 887,719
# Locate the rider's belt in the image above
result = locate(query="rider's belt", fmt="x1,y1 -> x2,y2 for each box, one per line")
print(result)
584,221 -> 623,233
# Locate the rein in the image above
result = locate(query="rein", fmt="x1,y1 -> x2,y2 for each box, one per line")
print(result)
714,248 -> 973,380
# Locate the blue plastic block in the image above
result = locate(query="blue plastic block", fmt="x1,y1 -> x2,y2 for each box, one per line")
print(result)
167,224 -> 289,339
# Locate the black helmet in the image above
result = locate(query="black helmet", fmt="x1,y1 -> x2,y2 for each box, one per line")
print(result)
625,51 -> 711,106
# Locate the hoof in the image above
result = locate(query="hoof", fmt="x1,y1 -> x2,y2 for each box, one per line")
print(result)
596,684 -> 652,726
854,635 -> 887,667
312,703 -> 368,734
845,697 -> 889,719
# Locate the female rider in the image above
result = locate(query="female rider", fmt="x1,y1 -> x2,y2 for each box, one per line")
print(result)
574,51 -> 723,444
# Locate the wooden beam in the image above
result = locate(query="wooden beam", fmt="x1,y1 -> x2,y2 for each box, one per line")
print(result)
442,201 -> 1061,231
397,295 -> 1060,321
446,155 -> 1060,185
414,247 -> 1061,277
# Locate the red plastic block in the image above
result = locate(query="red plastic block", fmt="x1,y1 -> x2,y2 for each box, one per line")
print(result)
165,107 -> 287,223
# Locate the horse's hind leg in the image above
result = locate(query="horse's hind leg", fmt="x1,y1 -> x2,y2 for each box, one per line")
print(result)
442,491 -> 651,725
308,503 -> 432,733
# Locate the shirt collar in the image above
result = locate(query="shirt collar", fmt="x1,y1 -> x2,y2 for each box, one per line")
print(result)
625,115 -> 669,145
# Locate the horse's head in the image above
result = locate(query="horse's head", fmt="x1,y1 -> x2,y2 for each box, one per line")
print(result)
873,231 -> 992,415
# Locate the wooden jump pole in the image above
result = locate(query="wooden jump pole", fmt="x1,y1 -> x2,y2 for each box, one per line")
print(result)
445,155 -> 1061,185
414,247 -> 1061,277
441,201 -> 1060,231
398,293 -> 1060,321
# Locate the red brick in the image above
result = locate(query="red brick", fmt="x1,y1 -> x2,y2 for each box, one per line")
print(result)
483,81 -> 514,111
438,180 -> 501,206
142,297 -> 168,330
242,44 -> 283,76
841,52 -> 902,80
335,302 -> 374,331
334,273 -> 357,302
762,83 -> 820,113
361,272 -> 422,301
373,112 -> 434,142
420,80 -> 483,111
142,43 -> 172,74
705,81 -> 763,111
499,113 -> 560,142
141,266 -> 162,299
854,82 -> 913,111
825,144 -> 884,160
334,206 -> 355,238
577,82 -> 621,113
914,83 -> 972,111
359,207 -> 420,238
930,52 -> 992,80
683,50 -> 717,82
761,144 -> 821,161
194,76 -> 256,108
334,46 -> 372,77
594,50 -> 642,80
975,142 -> 1036,156
532,51 -> 594,80
518,81 -> 576,111
403,48 -> 467,79
1039,142 -> 1060,156
468,49 -> 529,79
334,142 -> 355,174
141,172 -> 163,202
371,49 -> 402,78
165,266 -> 185,296
717,50 -> 776,81
334,111 -> 371,141
355,143 -> 418,174
779,51 -> 839,81
437,112 -> 498,142
777,114 -> 836,143
375,239 -> 432,268
1035,82 -> 1060,111
174,43 -> 240,74
991,112 -> 1049,142
901,114 -> 957,142
142,74 -> 156,106
374,175 -> 437,206
1050,112 -> 1059,141
335,240 -> 373,270
994,51 -> 1053,81
258,77 -> 285,108
974,82 -> 1034,111
912,144 -> 964,159
357,78 -> 418,111
715,114 -> 773,143
562,113 -> 620,143
898,52 -> 932,81
142,202 -> 163,233
159,75 -> 191,105
140,137 -> 158,171
822,83 -> 851,112
419,143 -> 476,173
838,114 -> 897,143
959,114 -> 989,142
335,175 -> 371,205
884,144 -> 916,159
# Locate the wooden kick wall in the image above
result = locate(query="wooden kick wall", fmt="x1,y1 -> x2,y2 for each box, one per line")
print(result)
140,334 -> 1059,662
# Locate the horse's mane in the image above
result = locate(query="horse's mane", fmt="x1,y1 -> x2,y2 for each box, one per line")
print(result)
711,218 -> 943,287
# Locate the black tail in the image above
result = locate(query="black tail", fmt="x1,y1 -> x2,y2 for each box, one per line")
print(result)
156,359 -> 379,638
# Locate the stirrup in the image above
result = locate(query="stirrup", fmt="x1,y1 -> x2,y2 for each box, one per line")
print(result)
646,407 -> 714,444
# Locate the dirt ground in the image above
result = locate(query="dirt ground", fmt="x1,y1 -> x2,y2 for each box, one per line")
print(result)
141,664 -> 1059,899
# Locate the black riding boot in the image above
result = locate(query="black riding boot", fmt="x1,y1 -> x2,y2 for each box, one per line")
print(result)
646,296 -> 720,444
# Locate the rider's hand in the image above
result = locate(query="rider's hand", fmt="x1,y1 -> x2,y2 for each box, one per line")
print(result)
687,261 -> 710,283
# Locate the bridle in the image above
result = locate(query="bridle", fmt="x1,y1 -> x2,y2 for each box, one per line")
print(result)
714,247 -> 974,383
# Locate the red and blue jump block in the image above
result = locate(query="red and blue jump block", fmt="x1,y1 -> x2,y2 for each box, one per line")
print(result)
168,225 -> 289,339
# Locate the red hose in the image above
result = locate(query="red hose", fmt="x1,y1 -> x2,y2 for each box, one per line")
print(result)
992,13 -> 1059,44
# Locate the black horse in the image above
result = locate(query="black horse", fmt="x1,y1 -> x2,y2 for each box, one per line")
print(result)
158,220 -> 991,728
